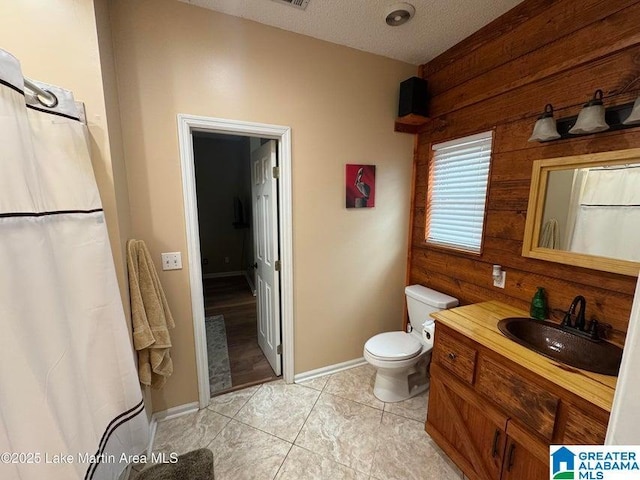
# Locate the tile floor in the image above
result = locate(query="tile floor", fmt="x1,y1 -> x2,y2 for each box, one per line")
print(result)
133,364 -> 465,480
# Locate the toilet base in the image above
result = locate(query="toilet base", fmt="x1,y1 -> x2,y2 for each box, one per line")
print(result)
372,361 -> 430,403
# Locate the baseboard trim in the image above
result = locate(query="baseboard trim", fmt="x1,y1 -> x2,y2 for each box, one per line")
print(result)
148,402 -> 200,454
294,357 -> 367,383
146,418 -> 157,457
120,463 -> 133,480
202,271 -> 244,279
152,401 -> 200,422
244,270 -> 256,296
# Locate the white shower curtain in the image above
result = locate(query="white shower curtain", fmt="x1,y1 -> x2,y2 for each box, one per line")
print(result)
0,50 -> 148,479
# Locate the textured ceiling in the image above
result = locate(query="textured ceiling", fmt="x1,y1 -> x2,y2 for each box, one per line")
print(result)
178,0 -> 524,65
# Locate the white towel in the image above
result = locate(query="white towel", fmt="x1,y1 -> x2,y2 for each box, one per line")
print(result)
540,218 -> 560,249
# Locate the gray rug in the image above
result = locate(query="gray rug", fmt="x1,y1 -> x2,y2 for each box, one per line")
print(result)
135,448 -> 213,480
206,315 -> 232,394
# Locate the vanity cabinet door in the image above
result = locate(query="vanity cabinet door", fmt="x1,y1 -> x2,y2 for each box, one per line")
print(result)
427,363 -> 508,480
501,421 -> 549,480
500,438 -> 548,480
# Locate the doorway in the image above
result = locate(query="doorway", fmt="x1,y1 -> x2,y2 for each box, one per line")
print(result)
193,133 -> 280,397
177,115 -> 294,409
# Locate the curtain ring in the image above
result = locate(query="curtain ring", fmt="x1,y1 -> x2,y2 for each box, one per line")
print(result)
36,89 -> 59,108
24,78 -> 59,108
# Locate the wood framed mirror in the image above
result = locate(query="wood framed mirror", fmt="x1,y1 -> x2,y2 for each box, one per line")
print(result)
522,148 -> 640,276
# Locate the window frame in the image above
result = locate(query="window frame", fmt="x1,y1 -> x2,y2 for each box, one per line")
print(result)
424,130 -> 494,256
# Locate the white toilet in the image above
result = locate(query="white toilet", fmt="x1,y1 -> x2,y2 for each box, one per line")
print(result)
363,285 -> 458,402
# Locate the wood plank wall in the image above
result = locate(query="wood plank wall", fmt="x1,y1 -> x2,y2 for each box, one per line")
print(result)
410,0 -> 640,343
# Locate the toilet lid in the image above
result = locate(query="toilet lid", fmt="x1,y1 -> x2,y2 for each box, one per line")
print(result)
365,332 -> 422,361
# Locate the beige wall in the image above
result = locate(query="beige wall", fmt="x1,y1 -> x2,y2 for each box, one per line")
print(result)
94,0 -> 134,314
0,0 -> 130,304
110,0 -> 416,410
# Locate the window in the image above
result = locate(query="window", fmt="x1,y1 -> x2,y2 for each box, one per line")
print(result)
426,131 -> 493,253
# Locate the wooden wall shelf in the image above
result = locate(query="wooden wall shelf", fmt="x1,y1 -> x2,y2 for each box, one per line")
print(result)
395,113 -> 430,133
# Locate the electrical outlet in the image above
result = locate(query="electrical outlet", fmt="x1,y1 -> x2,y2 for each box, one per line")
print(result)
224,256 -> 230,264
493,271 -> 506,289
161,252 -> 182,271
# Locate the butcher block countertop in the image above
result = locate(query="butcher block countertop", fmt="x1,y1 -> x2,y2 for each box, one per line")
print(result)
431,301 -> 618,412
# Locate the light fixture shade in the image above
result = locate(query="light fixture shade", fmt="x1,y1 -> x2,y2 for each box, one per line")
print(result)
623,96 -> 640,125
569,89 -> 609,134
528,104 -> 561,142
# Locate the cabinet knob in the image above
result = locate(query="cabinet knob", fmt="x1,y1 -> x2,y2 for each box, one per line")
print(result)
448,352 -> 457,360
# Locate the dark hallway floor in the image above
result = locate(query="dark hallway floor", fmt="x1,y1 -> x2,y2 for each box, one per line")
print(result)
203,275 -> 278,394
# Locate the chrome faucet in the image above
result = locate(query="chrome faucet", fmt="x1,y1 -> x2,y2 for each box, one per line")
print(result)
561,295 -> 587,331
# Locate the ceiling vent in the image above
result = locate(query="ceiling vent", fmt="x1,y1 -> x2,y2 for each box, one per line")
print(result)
385,3 -> 415,26
270,0 -> 310,10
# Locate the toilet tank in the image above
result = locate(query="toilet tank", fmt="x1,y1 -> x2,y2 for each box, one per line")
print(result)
405,285 -> 458,332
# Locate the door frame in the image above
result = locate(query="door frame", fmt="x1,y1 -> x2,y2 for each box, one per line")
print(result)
177,114 -> 294,409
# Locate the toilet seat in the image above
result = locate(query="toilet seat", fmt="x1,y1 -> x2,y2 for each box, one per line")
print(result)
364,332 -> 422,361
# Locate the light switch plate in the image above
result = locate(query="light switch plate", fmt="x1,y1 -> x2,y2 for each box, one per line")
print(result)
493,271 -> 506,289
161,252 -> 182,270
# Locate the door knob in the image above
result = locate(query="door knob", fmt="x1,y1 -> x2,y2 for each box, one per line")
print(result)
252,262 -> 258,269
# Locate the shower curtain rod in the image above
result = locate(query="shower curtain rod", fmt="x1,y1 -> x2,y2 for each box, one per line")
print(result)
23,77 -> 58,108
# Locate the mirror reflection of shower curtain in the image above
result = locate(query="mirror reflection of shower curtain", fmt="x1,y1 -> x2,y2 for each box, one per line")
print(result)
0,50 -> 148,480
563,168 -> 587,250
569,166 -> 640,262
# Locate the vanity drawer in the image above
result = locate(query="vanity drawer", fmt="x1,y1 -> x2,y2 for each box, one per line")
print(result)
476,356 -> 559,440
433,329 -> 478,385
562,404 -> 608,445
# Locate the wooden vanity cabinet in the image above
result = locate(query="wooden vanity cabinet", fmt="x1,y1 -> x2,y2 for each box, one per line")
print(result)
428,363 -> 508,480
428,362 -> 548,480
426,323 -> 610,480
429,363 -> 507,479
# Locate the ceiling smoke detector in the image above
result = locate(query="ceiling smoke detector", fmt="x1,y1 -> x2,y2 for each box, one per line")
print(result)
385,2 -> 415,26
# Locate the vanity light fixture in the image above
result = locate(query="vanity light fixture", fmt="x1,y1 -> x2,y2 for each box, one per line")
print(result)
528,104 -> 561,142
529,89 -> 640,143
623,95 -> 640,125
568,89 -> 609,134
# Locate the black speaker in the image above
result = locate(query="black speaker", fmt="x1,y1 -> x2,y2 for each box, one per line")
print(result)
398,76 -> 429,117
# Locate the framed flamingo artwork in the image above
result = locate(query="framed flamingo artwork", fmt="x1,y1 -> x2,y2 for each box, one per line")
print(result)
345,164 -> 376,208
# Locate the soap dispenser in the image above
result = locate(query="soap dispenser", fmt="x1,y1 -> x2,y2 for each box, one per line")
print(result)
530,287 -> 548,320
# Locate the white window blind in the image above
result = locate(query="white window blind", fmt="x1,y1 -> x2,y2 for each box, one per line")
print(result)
426,131 -> 493,253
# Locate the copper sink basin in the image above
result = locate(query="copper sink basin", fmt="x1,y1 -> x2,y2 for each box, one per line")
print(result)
497,317 -> 622,376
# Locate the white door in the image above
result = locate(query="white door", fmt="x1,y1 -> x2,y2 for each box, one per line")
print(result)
606,272 -> 640,444
251,140 -> 281,375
